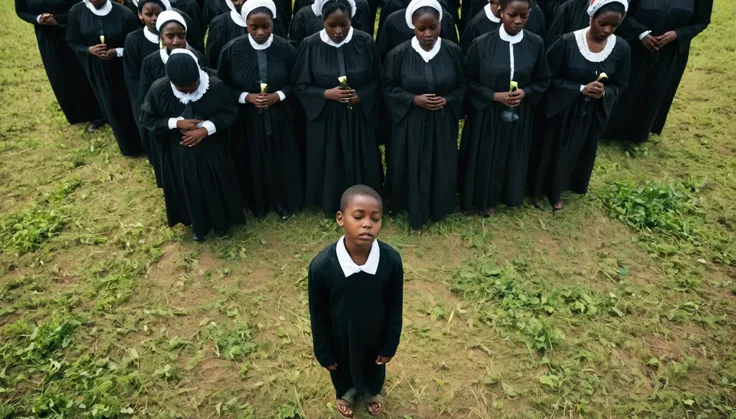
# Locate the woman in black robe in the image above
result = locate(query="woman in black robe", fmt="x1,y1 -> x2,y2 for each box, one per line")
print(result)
545,0 -> 589,44
67,0 -> 143,156
140,49 -> 245,241
605,0 -> 712,143
529,0 -> 630,210
458,0 -> 550,216
289,0 -> 372,46
383,2 -> 465,229
139,11 -> 207,185
375,3 -> 458,61
206,0 -> 286,67
16,0 -> 102,127
460,0 -> 545,52
218,0 -> 304,219
128,0 -> 205,50
292,0 -> 382,215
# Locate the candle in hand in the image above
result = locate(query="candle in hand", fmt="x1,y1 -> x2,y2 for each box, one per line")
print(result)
100,35 -> 105,44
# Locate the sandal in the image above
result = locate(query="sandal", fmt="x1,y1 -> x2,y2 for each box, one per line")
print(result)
336,389 -> 357,418
365,394 -> 386,417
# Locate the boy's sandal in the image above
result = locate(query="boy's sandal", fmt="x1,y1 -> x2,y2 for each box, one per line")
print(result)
336,389 -> 357,418
365,394 -> 386,417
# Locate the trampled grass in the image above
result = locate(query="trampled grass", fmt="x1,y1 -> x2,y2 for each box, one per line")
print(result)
1,0 -> 735,417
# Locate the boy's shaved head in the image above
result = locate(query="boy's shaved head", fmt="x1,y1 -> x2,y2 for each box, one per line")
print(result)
339,185 -> 383,212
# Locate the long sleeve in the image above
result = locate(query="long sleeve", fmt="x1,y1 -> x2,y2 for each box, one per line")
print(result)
66,6 -> 90,55
205,25 -> 224,68
279,45 -> 298,98
15,0 -> 38,24
381,47 -> 415,123
307,262 -> 336,367
444,46 -> 467,120
465,39 -> 496,110
543,36 -> 582,117
55,11 -> 70,26
292,41 -> 327,121
379,255 -> 404,358
123,34 -> 141,104
355,40 -> 381,119
674,0 -> 712,44
522,39 -> 552,105
601,42 -> 631,120
460,22 -> 480,54
206,83 -> 239,131
441,14 -> 459,45
288,12 -> 308,48
140,87 -> 173,134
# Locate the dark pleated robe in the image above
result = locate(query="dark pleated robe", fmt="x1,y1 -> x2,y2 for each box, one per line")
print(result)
169,0 -> 202,27
138,47 -> 208,185
378,0 -> 456,32
292,31 -> 383,214
67,1 -> 143,156
605,0 -> 711,143
375,8 -> 458,62
529,32 -> 630,205
308,240 -> 403,399
217,35 -> 305,216
545,0 -> 589,45
15,0 -> 102,124
291,0 -> 373,37
382,40 -> 465,229
458,30 -> 551,211
140,76 -> 245,236
206,11 -> 286,68
536,0 -> 567,22
201,0 -> 229,28
123,27 -> 159,145
460,5 -> 546,53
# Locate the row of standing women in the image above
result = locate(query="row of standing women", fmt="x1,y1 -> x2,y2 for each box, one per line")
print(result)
16,0 -> 712,238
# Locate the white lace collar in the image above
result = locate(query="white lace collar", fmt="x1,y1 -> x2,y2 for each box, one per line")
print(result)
499,25 -> 523,44
144,27 -> 159,44
83,0 -> 113,16
319,27 -> 354,48
248,33 -> 273,50
335,236 -> 380,277
574,27 -> 616,62
411,37 -> 441,62
159,46 -> 192,64
230,9 -> 247,27
484,4 -> 500,23
170,70 -> 210,104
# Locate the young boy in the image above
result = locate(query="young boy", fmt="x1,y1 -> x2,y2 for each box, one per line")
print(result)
308,185 -> 404,418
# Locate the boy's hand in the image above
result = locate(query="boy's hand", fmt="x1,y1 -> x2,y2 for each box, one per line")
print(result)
375,355 -> 392,365
325,363 -> 338,371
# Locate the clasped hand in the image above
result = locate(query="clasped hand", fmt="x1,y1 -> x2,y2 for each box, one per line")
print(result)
414,94 -> 446,111
88,44 -> 117,60
641,31 -> 678,52
494,89 -> 525,107
582,81 -> 605,99
324,86 -> 360,105
38,13 -> 57,25
245,92 -> 280,109
176,119 -> 207,147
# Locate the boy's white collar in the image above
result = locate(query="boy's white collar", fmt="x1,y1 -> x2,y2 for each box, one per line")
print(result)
336,235 -> 380,277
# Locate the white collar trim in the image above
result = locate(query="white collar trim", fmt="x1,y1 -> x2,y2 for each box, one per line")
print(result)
411,37 -> 441,62
159,46 -> 191,64
230,9 -> 247,27
248,33 -> 273,50
484,4 -> 500,23
170,70 -> 210,104
499,25 -> 523,44
574,27 -> 616,62
144,27 -> 159,44
319,27 -> 354,48
84,0 -> 113,16
335,236 -> 380,277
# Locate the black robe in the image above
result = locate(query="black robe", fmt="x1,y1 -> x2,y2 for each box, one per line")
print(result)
123,27 -> 159,143
292,31 -> 383,214
460,5 -> 545,53
67,1 -> 143,156
375,8 -> 458,62
140,75 -> 245,236
529,32 -> 630,205
15,0 -> 102,124
206,11 -> 286,68
217,35 -> 305,216
289,0 -> 373,45
169,0 -> 202,27
545,0 -> 589,45
201,0 -> 229,28
138,47 -> 208,185
536,0 -> 567,22
383,40 -> 465,229
308,240 -> 403,399
458,30 -> 551,211
378,0 -> 456,33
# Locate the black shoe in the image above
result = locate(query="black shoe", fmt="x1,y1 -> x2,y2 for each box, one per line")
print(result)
275,203 -> 292,221
192,233 -> 206,242
214,228 -> 228,238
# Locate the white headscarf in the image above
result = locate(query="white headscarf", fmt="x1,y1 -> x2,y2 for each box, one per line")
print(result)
587,0 -> 628,18
168,49 -> 210,104
83,0 -> 113,16
312,0 -> 356,18
241,0 -> 277,20
405,0 -> 443,29
131,0 -> 172,9
156,10 -> 187,32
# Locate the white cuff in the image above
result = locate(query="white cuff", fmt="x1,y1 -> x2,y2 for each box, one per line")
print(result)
168,117 -> 183,130
639,30 -> 652,40
199,120 -> 216,136
36,14 -> 42,23
276,91 -> 286,101
116,47 -> 124,57
238,92 -> 249,104
580,85 -> 586,92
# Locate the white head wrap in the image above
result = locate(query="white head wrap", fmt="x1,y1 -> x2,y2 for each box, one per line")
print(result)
405,0 -> 443,29
131,0 -> 171,9
241,0 -> 277,20
312,0 -> 356,18
83,0 -> 113,16
156,10 -> 187,32
587,0 -> 628,18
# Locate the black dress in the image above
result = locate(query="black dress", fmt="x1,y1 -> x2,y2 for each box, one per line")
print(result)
605,0 -> 712,143
458,29 -> 551,211
201,0 -> 229,28
460,5 -> 546,53
383,40 -> 465,229
308,239 -> 403,399
169,0 -> 202,27
138,47 -> 208,185
290,0 -> 373,38
206,10 -> 287,68
529,30 -> 630,205
292,30 -> 383,215
536,0 -> 567,22
545,0 -> 589,45
16,0 -> 102,124
217,35 -> 305,216
123,27 -> 159,142
375,8 -> 458,62
140,75 -> 245,237
67,1 -> 143,156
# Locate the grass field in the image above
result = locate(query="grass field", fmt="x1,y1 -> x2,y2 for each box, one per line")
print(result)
1,1 -> 735,418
